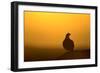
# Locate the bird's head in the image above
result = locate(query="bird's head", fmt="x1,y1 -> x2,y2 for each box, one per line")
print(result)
66,33 -> 71,38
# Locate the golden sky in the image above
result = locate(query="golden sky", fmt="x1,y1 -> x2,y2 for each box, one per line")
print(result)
24,11 -> 90,50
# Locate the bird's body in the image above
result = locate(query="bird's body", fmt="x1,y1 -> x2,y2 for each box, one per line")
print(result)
63,33 -> 74,51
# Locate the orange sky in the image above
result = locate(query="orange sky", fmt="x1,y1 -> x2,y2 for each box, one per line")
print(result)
24,11 -> 90,50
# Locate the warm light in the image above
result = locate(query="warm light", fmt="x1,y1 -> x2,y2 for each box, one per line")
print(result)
24,11 -> 90,50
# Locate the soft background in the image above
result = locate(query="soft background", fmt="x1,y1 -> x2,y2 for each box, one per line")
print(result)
0,0 -> 99,73
24,12 -> 90,49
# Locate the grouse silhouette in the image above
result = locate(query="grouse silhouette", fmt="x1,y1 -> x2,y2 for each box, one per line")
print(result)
63,33 -> 74,52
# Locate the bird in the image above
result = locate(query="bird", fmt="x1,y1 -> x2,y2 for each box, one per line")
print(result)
63,33 -> 74,52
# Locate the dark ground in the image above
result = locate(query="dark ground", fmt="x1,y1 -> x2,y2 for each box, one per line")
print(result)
24,47 -> 90,62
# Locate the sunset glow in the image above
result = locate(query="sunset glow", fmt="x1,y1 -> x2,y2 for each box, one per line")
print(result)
24,11 -> 90,50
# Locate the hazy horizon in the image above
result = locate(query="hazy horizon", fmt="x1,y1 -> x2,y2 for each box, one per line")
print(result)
24,11 -> 90,61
